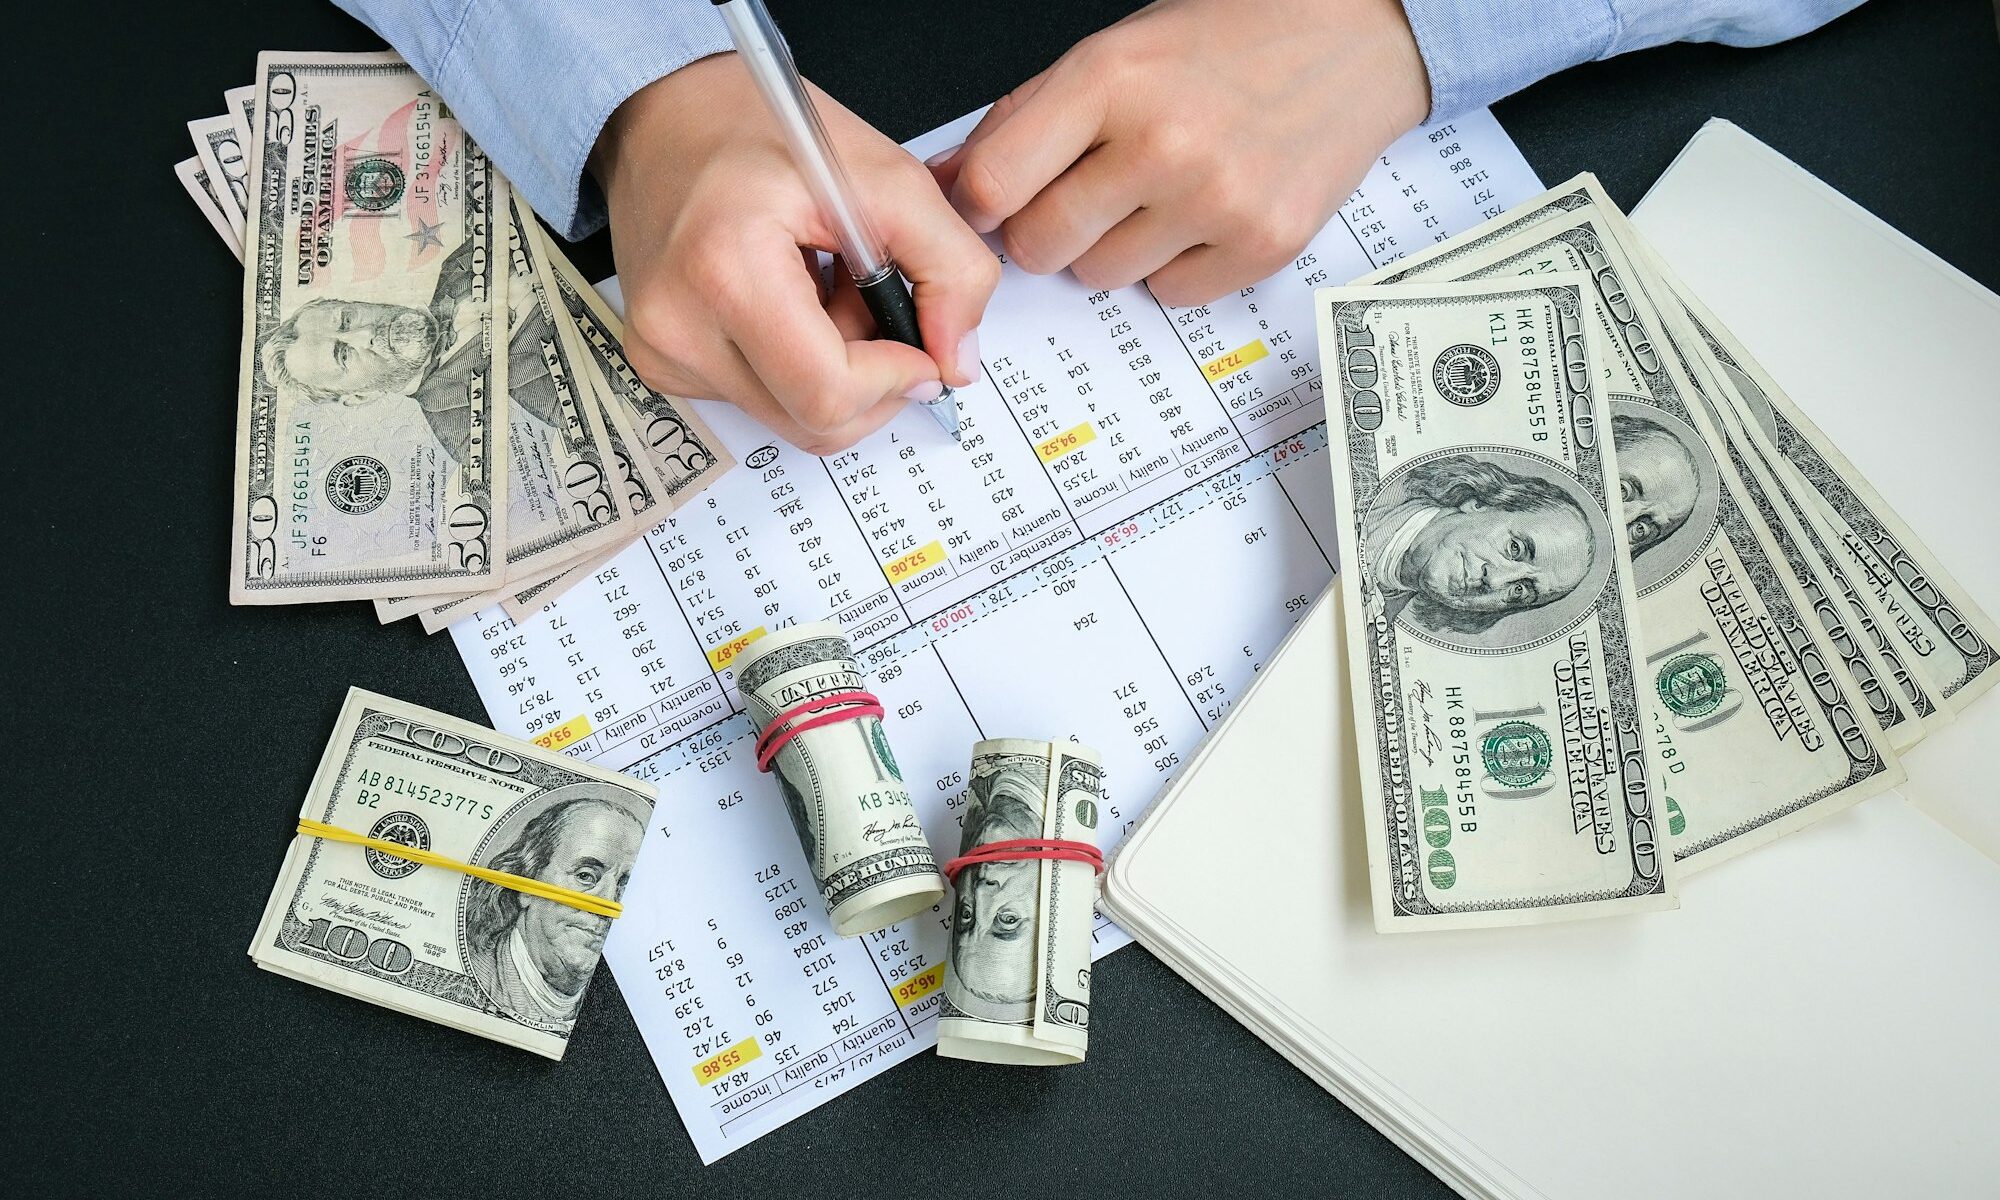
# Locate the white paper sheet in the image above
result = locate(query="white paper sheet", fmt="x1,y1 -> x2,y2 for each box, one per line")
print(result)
450,106 -> 1541,1162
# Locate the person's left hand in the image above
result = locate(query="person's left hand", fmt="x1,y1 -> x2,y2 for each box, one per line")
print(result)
932,0 -> 1429,305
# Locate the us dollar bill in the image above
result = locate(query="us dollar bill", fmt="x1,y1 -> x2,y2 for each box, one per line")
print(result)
938,739 -> 1101,1065
373,198 -> 642,627
1376,187 -> 1906,871
232,51 -> 508,603
540,237 -> 731,501
224,82 -> 258,154
248,688 -> 656,1059
1319,276 -> 1673,930
1616,232 -> 1943,747
1376,175 -> 1946,741
175,156 -> 242,260
1640,249 -> 1998,714
735,623 -> 945,937
188,113 -> 250,229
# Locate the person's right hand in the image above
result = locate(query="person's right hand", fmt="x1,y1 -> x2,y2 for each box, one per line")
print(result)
591,54 -> 999,455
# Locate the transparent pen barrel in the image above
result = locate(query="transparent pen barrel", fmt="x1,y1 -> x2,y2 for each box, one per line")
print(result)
721,0 -> 891,280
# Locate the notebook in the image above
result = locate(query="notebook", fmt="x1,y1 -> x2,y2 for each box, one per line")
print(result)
1098,120 -> 2000,1200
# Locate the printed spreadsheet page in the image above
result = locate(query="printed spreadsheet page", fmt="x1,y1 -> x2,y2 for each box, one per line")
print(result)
450,106 -> 1541,1162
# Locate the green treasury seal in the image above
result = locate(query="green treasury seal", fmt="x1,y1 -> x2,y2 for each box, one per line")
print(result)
1481,720 -> 1552,787
1657,653 -> 1728,718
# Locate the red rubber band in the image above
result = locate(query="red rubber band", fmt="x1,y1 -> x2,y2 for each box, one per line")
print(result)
755,691 -> 885,772
943,837 -> 1104,883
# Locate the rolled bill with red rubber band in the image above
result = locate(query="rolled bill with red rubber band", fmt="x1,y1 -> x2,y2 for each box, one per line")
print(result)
754,690 -> 885,772
942,836 -> 1105,882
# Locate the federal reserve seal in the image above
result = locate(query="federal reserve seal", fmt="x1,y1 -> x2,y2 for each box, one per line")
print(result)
1657,653 -> 1728,718
1432,344 -> 1502,407
364,812 -> 430,880
1481,720 -> 1553,788
344,156 -> 405,212
326,456 -> 390,515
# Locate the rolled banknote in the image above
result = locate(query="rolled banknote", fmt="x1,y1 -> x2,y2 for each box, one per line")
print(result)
232,51 -> 508,603
1319,275 -> 1674,930
249,688 -> 656,1059
735,623 -> 945,936
938,739 -> 1102,1065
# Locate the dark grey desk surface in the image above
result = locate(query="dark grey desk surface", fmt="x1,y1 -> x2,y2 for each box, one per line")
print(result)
14,0 -> 1999,1193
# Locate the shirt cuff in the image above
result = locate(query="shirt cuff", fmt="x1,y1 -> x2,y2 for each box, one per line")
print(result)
433,1 -> 733,239
1398,0 -> 1617,119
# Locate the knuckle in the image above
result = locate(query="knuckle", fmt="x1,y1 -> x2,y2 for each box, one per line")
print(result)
955,154 -> 1013,222
796,430 -> 856,458
999,218 -> 1057,276
788,388 -> 852,437
970,248 -> 1004,296
1137,119 -> 1198,169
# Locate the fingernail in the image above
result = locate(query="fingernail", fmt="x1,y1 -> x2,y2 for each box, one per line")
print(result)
924,143 -> 963,169
903,379 -> 944,404
955,327 -> 982,385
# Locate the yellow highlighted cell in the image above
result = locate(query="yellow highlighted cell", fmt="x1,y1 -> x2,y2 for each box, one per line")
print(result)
884,540 -> 946,583
692,1036 -> 762,1085
532,713 -> 591,752
1202,338 -> 1269,381
893,961 -> 948,1008
707,626 -> 767,672
1036,422 -> 1097,463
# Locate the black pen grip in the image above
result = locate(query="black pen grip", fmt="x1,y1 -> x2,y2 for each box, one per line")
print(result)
856,268 -> 926,350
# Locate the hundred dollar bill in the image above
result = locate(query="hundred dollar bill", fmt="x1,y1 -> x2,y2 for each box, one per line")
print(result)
175,156 -> 242,260
735,623 -> 945,936
1615,233 -> 1943,746
1461,206 -> 1926,753
1319,276 -> 1673,930
1381,191 -> 1906,870
1640,249 -> 1998,714
1374,174 -> 1946,741
188,113 -> 250,229
249,688 -> 656,1059
231,51 -> 508,603
938,739 -> 1101,1065
540,237 -> 730,501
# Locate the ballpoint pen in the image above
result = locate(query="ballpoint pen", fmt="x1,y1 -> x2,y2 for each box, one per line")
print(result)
713,0 -> 963,440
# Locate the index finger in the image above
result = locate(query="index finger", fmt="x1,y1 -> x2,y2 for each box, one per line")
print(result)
948,64 -> 1102,234
719,224 -> 938,434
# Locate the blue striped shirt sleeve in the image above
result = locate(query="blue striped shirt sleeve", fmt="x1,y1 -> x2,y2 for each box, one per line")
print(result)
1400,0 -> 1870,120
332,0 -> 731,239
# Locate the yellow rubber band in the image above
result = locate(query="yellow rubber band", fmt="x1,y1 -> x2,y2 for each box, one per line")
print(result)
297,819 -> 623,919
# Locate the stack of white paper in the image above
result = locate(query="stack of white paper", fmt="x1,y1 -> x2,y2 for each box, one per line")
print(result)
1101,121 -> 2000,1200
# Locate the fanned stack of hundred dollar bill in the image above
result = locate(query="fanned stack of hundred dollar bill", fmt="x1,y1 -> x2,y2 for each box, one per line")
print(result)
1317,175 -> 1998,931
180,51 -> 731,630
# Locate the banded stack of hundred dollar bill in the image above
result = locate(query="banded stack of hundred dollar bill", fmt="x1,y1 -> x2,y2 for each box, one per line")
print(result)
1317,174 -> 1997,932
180,52 -> 731,630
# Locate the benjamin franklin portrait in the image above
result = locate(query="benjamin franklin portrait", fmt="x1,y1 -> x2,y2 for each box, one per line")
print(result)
1362,454 -> 1600,637
1611,411 -> 1703,558
465,793 -> 644,1031
945,765 -> 1045,1025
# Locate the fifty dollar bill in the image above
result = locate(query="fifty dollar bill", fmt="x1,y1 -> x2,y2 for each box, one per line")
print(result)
232,51 -> 509,603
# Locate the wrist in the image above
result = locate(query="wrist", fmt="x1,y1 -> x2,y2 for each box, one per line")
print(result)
591,52 -> 741,198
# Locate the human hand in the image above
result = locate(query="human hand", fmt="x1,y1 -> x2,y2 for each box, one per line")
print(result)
592,55 -> 1000,455
937,0 -> 1428,305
